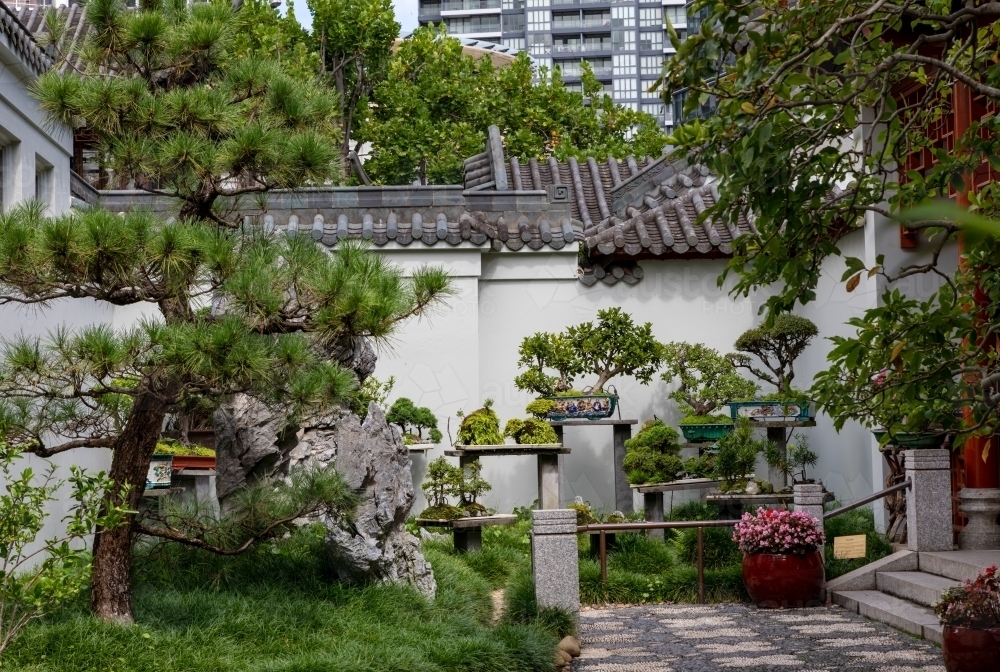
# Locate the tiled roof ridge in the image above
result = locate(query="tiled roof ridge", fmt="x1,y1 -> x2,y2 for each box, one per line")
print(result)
256,209 -> 577,252
14,2 -> 88,74
1,0 -> 52,76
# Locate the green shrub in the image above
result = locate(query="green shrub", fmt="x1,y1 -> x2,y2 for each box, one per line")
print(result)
525,399 -> 556,418
622,420 -> 684,484
624,420 -> 681,453
607,534 -> 674,574
665,502 -> 720,521
154,439 -> 215,456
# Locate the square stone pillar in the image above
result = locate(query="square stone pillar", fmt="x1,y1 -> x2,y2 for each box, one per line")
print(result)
904,449 -> 953,552
538,454 -> 561,510
613,424 -> 634,513
644,492 -> 664,540
531,509 -> 579,617
793,483 -> 826,525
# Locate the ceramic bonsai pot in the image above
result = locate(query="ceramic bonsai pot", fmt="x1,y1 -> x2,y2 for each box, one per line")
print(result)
680,423 -> 733,442
545,394 -> 618,421
742,551 -> 825,608
729,400 -> 812,423
872,429 -> 947,449
146,455 -> 173,490
170,454 -> 216,471
942,625 -> 1000,672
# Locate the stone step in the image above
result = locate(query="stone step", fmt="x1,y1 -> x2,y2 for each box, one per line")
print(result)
831,590 -> 943,644
876,571 -> 959,607
919,550 -> 1000,582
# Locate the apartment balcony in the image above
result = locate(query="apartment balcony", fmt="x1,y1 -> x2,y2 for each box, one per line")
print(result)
419,8 -> 443,20
551,41 -> 612,54
552,18 -> 612,30
441,0 -> 501,10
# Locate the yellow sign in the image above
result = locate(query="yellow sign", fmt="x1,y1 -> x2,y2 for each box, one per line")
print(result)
833,534 -> 867,560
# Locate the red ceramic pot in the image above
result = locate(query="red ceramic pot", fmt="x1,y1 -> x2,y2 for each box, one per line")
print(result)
942,625 -> 1000,672
742,551 -> 825,608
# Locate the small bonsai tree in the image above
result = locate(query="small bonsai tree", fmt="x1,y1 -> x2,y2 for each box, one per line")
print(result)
348,375 -> 395,417
728,315 -> 818,396
387,397 -> 442,444
456,399 -> 504,445
621,419 -> 684,485
420,457 -> 464,520
458,459 -> 492,517
683,454 -> 716,479
515,308 -> 666,396
714,419 -> 768,492
567,496 -> 598,525
661,342 -> 758,423
504,418 -> 559,445
766,433 -> 820,485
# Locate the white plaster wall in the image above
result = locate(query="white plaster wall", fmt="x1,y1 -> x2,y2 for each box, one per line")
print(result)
0,39 -> 107,553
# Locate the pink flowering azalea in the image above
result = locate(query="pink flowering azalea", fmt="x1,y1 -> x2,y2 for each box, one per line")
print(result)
732,507 -> 825,555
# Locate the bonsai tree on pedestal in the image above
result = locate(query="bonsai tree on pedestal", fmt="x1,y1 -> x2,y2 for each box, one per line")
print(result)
515,308 -> 665,419
387,398 -> 443,444
622,420 -> 684,485
420,457 -> 464,520
503,401 -> 560,444
765,434 -> 819,485
661,342 -> 758,439
714,419 -> 771,493
457,459 -> 491,517
455,399 -> 504,446
728,315 -> 818,399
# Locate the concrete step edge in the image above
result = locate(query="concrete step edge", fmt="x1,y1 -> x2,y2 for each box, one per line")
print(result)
831,589 -> 941,642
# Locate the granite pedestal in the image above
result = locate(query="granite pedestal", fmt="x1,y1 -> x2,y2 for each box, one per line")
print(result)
905,449 -> 953,552
531,509 -> 579,617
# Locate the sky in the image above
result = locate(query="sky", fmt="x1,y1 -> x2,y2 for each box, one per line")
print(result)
290,0 -> 419,34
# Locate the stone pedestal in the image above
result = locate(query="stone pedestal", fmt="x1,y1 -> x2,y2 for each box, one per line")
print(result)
904,449 -> 953,552
767,426 -> 788,490
613,424 -> 634,513
454,527 -> 482,553
538,454 -> 561,510
531,509 -> 579,617
957,488 -> 1000,550
793,483 -> 826,525
644,492 -> 664,540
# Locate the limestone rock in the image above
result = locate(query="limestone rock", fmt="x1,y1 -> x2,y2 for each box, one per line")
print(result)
213,395 -> 291,501
214,397 -> 435,597
558,636 -> 581,657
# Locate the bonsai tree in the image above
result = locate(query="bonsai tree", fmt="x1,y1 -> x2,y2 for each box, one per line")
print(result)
525,398 -> 556,419
714,419 -> 768,492
455,399 -> 504,446
621,419 -> 684,485
457,459 -> 491,517
503,418 -> 559,445
419,457 -> 464,520
683,454 -> 716,479
387,398 -> 442,444
515,308 -> 665,396
349,375 -> 395,417
661,342 -> 758,423
768,434 -> 819,485
728,315 -> 818,397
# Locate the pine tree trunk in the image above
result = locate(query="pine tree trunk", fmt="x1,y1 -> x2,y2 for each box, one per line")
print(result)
89,390 -> 168,623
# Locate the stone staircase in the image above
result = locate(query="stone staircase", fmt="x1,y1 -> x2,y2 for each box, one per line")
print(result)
828,550 -> 1000,644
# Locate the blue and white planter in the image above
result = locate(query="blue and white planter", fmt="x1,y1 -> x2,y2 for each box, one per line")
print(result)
729,400 -> 813,423
545,394 -> 618,421
146,455 -> 173,490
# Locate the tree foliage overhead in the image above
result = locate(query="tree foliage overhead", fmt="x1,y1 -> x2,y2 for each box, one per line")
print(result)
662,1 -> 1000,443
359,25 -> 669,185
34,0 -> 341,225
309,0 -> 399,162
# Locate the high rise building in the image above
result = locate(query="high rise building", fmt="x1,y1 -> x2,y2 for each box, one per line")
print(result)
417,0 -> 688,131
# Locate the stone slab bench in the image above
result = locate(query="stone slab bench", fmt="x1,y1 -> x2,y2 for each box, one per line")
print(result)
445,445 -> 570,509
416,514 -> 518,552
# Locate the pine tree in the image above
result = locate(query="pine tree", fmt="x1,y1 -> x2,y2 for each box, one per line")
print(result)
16,0 -> 452,622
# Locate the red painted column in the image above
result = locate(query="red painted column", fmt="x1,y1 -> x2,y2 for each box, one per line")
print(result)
955,82 -> 1000,489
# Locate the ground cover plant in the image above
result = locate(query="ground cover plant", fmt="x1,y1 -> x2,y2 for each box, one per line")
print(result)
3,527 -> 559,672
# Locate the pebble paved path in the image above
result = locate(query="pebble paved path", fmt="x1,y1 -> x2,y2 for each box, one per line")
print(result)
574,603 -> 943,672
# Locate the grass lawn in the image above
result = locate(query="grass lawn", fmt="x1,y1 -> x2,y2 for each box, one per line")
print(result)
6,502 -> 890,670
5,527 -> 559,672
